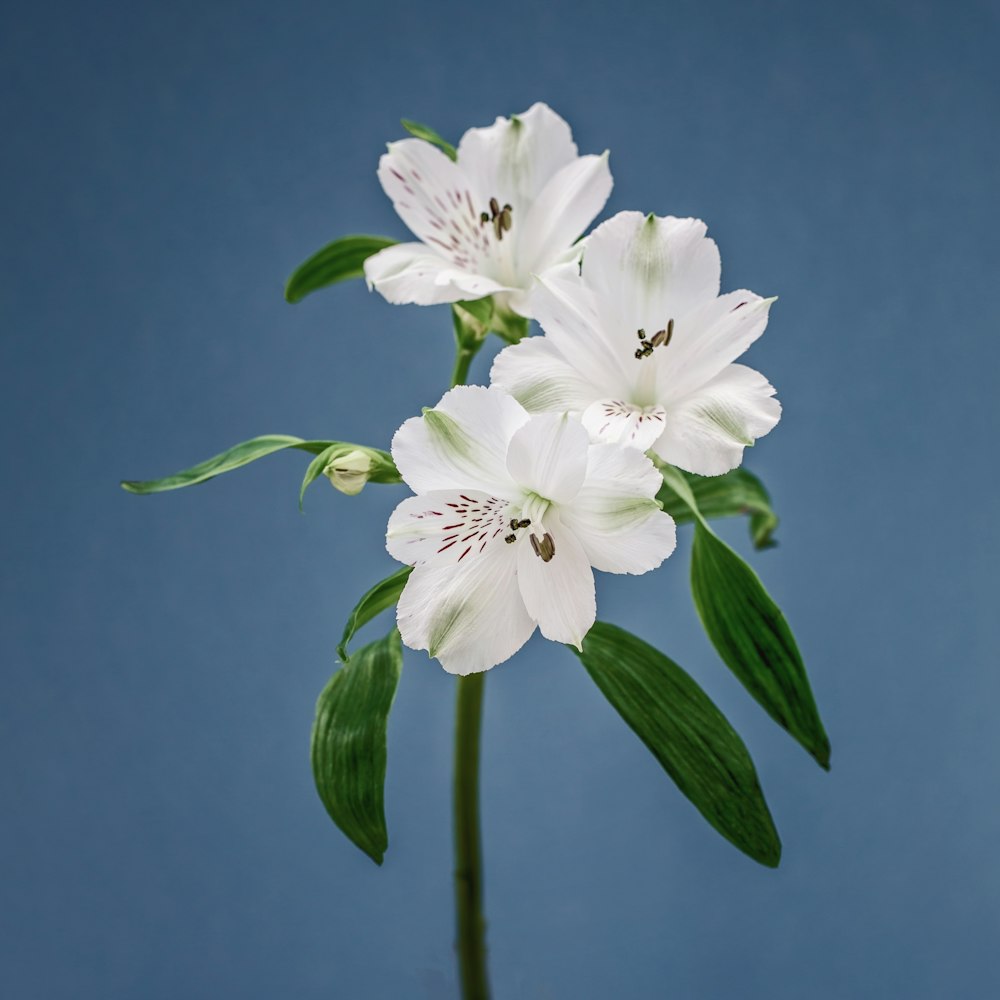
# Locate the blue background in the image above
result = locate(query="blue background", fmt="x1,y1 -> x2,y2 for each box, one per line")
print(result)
3,1 -> 998,997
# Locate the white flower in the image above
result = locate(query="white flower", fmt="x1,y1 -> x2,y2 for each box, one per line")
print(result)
363,103 -> 612,317
490,211 -> 782,476
386,386 -> 675,674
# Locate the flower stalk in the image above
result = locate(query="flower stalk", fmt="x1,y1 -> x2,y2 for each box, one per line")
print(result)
453,671 -> 490,1000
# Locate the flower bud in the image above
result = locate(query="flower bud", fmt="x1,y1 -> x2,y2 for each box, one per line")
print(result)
324,449 -> 372,496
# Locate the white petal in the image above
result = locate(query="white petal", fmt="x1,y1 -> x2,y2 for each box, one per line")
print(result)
560,444 -> 677,574
581,398 -> 668,451
582,212 -> 721,353
364,242 -> 509,306
505,412 -> 590,504
456,102 -> 578,210
653,363 -> 781,476
376,140 -> 500,283
516,519 -> 596,648
386,490 -> 512,567
396,540 -> 535,674
489,336 -> 600,414
518,152 -> 613,275
657,292 -> 774,400
392,386 -> 529,496
528,271 -> 634,399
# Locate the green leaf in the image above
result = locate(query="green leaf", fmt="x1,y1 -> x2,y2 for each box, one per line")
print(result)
284,235 -> 397,304
574,622 -> 781,867
299,443 -> 401,509
658,462 -> 830,769
401,118 -> 457,160
691,523 -> 830,768
311,629 -> 403,864
338,566 -> 413,662
121,435 -> 334,495
657,466 -> 779,549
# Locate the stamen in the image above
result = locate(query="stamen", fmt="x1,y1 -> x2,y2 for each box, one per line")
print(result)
517,519 -> 530,528
530,532 -> 556,562
504,534 -> 517,544
479,196 -> 514,241
634,320 -> 673,358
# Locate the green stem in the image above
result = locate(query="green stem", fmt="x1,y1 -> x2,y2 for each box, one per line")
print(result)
453,672 -> 490,999
450,344 -> 479,388
448,334 -> 491,999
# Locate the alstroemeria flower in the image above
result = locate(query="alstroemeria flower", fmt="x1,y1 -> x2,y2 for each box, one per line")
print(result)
490,211 -> 782,475
386,386 -> 675,674
364,103 -> 612,317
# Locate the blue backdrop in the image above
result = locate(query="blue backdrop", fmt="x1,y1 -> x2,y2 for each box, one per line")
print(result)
2,1 -> 998,997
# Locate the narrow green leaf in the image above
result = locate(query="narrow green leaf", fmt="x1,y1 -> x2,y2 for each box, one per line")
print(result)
657,467 -> 779,549
121,435 -> 333,495
657,462 -> 830,769
574,622 -> 781,867
338,566 -> 413,662
299,443 -> 401,509
284,235 -> 397,304
691,523 -> 830,768
401,118 -> 457,160
311,629 -> 403,864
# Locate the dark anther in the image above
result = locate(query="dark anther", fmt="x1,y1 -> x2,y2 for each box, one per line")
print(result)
504,534 -> 517,544
510,518 -> 520,531
517,519 -> 530,528
530,532 -> 556,562
489,197 -> 500,217
637,328 -> 646,340
480,212 -> 490,225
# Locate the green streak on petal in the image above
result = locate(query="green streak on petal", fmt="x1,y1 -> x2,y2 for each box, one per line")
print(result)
424,408 -> 476,462
515,379 -> 575,412
627,215 -> 669,293
428,601 -> 467,658
590,496 -> 662,531
697,403 -> 754,446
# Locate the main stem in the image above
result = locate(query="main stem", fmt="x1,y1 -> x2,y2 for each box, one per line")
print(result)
453,672 -> 489,999
449,332 -> 491,999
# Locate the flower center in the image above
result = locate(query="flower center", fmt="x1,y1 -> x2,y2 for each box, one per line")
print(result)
633,319 -> 674,360
480,197 -> 513,241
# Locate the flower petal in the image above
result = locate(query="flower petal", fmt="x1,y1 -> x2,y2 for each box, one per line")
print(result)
489,336 -> 600,414
581,399 -> 668,451
364,242 -> 509,306
516,518 -> 596,648
505,412 -> 590,504
396,540 -> 535,674
376,139 -> 503,287
652,363 -> 781,476
518,152 -> 613,275
392,386 -> 529,496
386,490 -> 512,567
656,292 -> 774,400
560,444 -> 677,574
456,102 -> 578,210
582,212 -> 722,353
528,271 -> 634,399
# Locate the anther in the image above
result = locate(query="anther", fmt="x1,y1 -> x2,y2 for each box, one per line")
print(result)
504,534 -> 517,544
489,197 -> 500,217
530,532 -> 556,562
517,519 -> 530,528
510,518 -> 520,531
637,328 -> 646,340
480,212 -> 490,225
